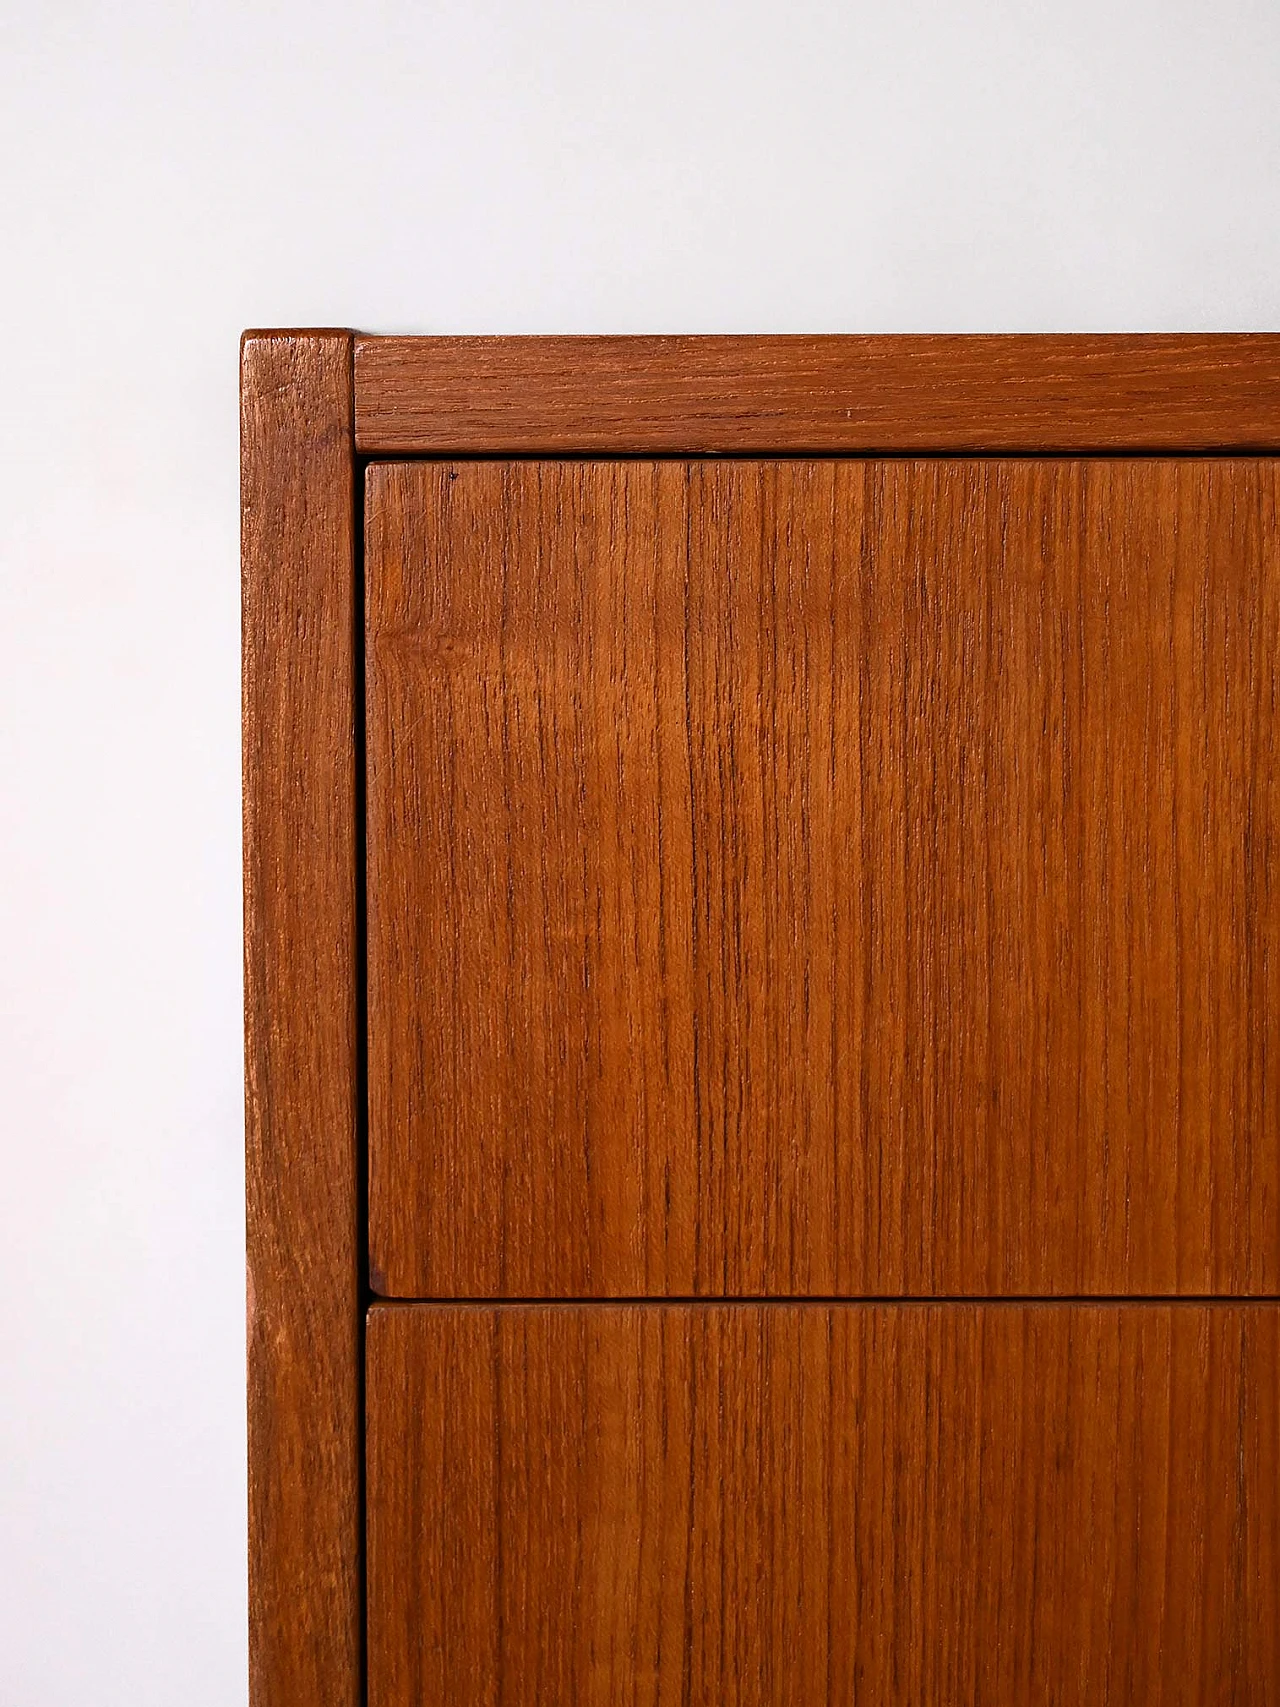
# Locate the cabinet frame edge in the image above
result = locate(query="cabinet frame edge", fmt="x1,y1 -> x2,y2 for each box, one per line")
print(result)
353,332 -> 1280,456
242,328 -> 362,1707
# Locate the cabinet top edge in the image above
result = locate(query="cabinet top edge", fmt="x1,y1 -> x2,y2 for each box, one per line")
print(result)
334,332 -> 1280,456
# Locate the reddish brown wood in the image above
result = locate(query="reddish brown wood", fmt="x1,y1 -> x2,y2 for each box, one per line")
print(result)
367,1301 -> 1280,1707
365,456 -> 1280,1299
246,332 -> 1280,1704
354,334 -> 1280,455
242,330 -> 360,1707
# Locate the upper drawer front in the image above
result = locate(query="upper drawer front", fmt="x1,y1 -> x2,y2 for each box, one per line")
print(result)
365,458 -> 1280,1298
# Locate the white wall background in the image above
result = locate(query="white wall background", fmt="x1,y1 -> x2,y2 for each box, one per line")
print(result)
1,2 -> 1278,1700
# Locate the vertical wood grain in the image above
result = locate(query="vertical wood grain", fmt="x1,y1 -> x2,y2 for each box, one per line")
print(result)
367,1302 -> 1280,1707
366,457 -> 1280,1298
242,330 -> 360,1706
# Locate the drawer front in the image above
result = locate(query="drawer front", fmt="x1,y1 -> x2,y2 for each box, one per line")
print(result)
366,457 -> 1280,1298
367,1302 -> 1280,1706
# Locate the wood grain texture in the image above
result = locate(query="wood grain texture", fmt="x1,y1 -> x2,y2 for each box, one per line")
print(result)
354,334 -> 1280,455
242,330 -> 360,1707
366,457 -> 1280,1299
367,1301 -> 1280,1707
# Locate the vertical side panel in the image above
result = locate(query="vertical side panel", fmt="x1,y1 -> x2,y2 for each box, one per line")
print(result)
242,330 -> 359,1706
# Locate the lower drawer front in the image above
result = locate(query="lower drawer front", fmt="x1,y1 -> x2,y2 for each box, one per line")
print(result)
367,1304 -> 1278,1706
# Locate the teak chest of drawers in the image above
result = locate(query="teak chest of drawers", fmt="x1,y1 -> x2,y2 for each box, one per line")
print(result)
243,332 -> 1280,1706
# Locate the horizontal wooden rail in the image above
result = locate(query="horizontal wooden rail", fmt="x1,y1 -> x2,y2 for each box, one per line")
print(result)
354,333 -> 1280,455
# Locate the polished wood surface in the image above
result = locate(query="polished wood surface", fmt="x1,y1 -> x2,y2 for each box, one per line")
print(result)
242,330 -> 361,1707
354,334 -> 1280,454
245,331 -> 1280,1703
367,1302 -> 1280,1707
366,456 -> 1280,1298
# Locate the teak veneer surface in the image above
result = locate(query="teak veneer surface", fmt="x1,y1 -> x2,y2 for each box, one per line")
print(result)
353,333 -> 1280,454
366,456 -> 1280,1299
242,331 -> 361,1707
367,1302 -> 1280,1707
247,333 -> 1280,1707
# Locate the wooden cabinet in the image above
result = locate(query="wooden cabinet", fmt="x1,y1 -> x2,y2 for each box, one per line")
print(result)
244,333 -> 1280,1706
